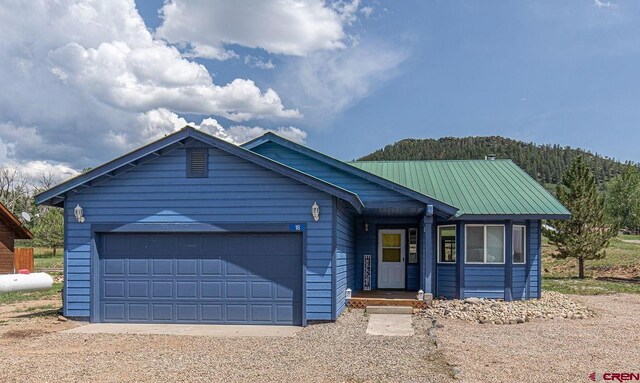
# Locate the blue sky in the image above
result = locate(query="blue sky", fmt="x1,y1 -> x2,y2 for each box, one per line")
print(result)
139,0 -> 640,162
0,0 -> 638,178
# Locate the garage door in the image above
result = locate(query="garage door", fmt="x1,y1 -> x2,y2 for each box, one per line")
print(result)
98,233 -> 302,325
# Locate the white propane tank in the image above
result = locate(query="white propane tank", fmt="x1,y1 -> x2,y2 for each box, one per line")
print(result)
0,272 -> 54,294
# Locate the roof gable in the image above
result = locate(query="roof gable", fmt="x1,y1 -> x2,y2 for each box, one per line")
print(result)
243,133 -> 459,217
349,160 -> 571,218
35,127 -> 364,212
0,202 -> 33,239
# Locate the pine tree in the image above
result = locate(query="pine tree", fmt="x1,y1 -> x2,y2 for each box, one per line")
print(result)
544,157 -> 618,279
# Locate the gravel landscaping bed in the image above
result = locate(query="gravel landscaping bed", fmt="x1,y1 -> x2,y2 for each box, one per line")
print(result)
434,294 -> 639,383
421,291 -> 595,324
0,307 -> 452,383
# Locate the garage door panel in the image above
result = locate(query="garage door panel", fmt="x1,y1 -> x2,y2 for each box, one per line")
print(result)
152,281 -> 173,298
226,281 -> 248,299
152,259 -> 173,275
99,233 -> 302,325
128,281 -> 149,298
202,304 -> 222,321
129,259 -> 149,275
129,304 -> 150,320
104,259 -> 125,275
104,281 -> 125,298
152,304 -> 173,320
202,259 -> 222,275
201,282 -> 222,298
176,281 -> 198,298
104,303 -> 125,321
177,259 -> 197,275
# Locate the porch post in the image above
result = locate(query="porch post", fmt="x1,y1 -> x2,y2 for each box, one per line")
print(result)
420,205 -> 434,294
505,220 -> 513,302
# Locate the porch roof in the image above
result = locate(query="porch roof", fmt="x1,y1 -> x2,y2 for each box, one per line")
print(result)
349,160 -> 570,218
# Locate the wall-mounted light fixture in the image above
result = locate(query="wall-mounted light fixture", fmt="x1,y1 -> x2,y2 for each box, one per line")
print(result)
74,204 -> 85,223
364,222 -> 369,232
311,202 -> 320,222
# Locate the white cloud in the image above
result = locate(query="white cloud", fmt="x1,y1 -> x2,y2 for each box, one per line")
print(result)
0,0 -> 302,177
156,0 -> 361,59
138,108 -> 307,145
279,41 -> 408,121
594,0 -> 615,9
360,6 -> 374,18
244,55 -> 276,70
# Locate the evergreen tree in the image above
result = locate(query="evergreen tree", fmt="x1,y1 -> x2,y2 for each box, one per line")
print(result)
606,166 -> 640,234
544,157 -> 618,279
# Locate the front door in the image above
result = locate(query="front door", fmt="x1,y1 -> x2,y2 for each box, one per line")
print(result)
378,229 -> 406,289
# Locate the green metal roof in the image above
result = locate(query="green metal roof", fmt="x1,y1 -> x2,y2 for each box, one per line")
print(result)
348,160 -> 570,217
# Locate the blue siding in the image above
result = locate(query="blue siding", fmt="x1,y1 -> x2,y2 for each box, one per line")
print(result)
251,142 -> 415,203
529,220 -> 541,298
464,266 -> 505,299
335,200 -> 356,317
436,265 -> 456,298
512,266 -> 527,300
63,144 -> 334,321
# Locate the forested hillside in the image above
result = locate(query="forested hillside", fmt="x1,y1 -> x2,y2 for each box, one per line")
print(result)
359,136 -> 633,187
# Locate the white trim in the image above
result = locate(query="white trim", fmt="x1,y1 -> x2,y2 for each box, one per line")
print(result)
464,224 -> 506,264
377,229 -> 406,289
512,224 -> 527,264
437,225 -> 457,264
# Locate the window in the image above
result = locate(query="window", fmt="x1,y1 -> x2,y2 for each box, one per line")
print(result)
513,225 -> 526,264
187,148 -> 208,178
465,225 -> 505,264
437,226 -> 456,263
381,232 -> 402,262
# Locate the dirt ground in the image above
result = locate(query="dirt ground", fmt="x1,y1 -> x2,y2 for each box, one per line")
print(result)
435,294 -> 640,383
0,293 -> 637,383
0,297 -> 451,383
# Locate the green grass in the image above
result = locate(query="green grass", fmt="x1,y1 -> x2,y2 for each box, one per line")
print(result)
542,234 -> 640,295
543,278 -> 640,295
34,255 -> 63,270
0,282 -> 63,304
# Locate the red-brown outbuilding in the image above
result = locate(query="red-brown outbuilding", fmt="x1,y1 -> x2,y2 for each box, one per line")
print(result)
0,202 -> 33,274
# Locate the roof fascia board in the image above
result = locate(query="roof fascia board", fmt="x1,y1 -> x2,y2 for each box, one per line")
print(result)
454,214 -> 571,221
243,133 -> 459,217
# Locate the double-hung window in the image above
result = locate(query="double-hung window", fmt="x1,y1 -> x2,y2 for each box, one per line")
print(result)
465,225 -> 505,264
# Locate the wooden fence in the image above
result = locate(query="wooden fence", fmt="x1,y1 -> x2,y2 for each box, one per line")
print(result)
14,248 -> 34,272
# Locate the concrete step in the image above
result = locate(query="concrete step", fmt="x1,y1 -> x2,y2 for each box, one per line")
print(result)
366,306 -> 413,315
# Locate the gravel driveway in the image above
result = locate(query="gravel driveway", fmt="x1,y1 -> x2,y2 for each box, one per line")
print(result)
0,303 -> 451,383
434,294 -> 640,383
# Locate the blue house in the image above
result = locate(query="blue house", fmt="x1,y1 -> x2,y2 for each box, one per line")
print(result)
36,127 -> 569,326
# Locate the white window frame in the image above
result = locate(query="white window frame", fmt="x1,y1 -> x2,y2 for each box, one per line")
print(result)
437,225 -> 457,264
512,224 -> 527,264
464,224 -> 506,264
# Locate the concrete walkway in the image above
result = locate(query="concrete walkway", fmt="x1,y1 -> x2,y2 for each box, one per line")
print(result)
63,323 -> 301,337
366,314 -> 414,336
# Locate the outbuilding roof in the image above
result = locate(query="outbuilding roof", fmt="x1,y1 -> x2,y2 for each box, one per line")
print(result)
0,202 -> 33,239
349,160 -> 570,219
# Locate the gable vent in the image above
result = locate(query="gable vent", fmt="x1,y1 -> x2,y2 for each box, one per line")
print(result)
187,148 -> 208,178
